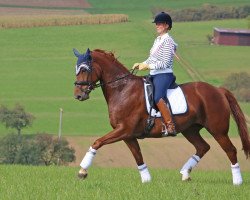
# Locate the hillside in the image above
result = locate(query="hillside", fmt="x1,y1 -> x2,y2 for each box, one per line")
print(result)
0,0 -> 249,136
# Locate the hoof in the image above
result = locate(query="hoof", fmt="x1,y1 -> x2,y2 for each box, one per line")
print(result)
78,168 -> 88,179
182,177 -> 191,181
233,179 -> 243,186
180,170 -> 191,181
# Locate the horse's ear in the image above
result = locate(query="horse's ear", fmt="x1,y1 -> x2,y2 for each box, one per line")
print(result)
85,48 -> 92,60
86,48 -> 91,55
73,48 -> 81,57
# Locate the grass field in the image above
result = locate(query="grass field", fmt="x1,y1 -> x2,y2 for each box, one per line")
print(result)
0,19 -> 249,136
0,165 -> 250,200
0,1 -> 250,199
0,1 -> 249,136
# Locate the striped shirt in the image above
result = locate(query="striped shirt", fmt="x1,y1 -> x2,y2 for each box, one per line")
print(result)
143,32 -> 177,75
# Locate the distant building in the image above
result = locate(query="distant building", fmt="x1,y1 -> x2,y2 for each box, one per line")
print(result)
213,27 -> 250,46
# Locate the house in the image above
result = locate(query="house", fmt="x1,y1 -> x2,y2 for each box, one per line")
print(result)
213,27 -> 250,46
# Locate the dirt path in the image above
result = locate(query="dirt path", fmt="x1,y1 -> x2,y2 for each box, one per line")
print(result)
67,136 -> 249,171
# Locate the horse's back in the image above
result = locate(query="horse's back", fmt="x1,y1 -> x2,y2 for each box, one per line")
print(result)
180,81 -> 226,102
180,81 -> 230,123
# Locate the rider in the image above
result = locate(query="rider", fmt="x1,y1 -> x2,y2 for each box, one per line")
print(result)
132,12 -> 177,136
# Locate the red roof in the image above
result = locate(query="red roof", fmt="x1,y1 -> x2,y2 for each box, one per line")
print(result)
214,27 -> 250,34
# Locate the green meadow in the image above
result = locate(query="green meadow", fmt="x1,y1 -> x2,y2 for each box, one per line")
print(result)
0,1 -> 249,136
1,1 -> 250,199
0,165 -> 250,200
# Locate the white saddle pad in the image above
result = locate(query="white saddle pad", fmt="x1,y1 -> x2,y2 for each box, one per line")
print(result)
144,83 -> 188,117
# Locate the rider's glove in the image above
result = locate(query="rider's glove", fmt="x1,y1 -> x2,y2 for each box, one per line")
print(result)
132,63 -> 150,71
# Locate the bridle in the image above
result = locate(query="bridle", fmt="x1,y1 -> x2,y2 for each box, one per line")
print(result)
74,59 -> 136,94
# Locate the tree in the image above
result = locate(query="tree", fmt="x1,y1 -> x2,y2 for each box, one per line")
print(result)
0,104 -> 35,137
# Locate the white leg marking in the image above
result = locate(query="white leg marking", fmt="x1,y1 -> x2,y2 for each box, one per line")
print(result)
180,155 -> 200,181
80,146 -> 97,170
231,163 -> 243,186
138,164 -> 151,183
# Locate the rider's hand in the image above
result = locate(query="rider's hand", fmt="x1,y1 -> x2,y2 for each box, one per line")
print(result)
132,63 -> 140,69
138,63 -> 150,71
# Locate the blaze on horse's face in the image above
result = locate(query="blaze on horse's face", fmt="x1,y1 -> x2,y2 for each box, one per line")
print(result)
73,48 -> 94,101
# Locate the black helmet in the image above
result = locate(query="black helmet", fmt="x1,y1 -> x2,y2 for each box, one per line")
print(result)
153,12 -> 172,29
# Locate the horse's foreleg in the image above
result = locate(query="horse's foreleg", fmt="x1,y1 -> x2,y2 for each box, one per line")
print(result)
181,126 -> 210,181
124,138 -> 151,183
78,124 -> 129,179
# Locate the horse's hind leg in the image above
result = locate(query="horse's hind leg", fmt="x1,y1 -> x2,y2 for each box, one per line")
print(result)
210,130 -> 242,185
181,125 -> 210,181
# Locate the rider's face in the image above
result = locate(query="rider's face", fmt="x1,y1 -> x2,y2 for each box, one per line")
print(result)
155,22 -> 169,36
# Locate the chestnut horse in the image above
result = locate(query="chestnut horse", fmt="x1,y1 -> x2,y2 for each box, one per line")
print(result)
73,48 -> 250,185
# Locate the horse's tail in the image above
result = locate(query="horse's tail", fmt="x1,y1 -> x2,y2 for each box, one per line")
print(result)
220,87 -> 250,159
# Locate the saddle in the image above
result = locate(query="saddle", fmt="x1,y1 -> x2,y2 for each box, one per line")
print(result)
143,75 -> 188,135
144,75 -> 178,112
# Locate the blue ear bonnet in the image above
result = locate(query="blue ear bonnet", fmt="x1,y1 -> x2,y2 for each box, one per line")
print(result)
73,48 -> 92,74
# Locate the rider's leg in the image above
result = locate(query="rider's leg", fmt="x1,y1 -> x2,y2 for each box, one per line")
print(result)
152,73 -> 176,135
157,98 -> 176,135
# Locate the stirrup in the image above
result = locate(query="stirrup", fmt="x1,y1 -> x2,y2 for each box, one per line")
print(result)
161,122 -> 176,137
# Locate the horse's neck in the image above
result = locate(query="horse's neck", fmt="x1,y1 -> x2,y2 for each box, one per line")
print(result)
100,64 -> 130,103
101,75 -> 142,110
93,51 -> 136,104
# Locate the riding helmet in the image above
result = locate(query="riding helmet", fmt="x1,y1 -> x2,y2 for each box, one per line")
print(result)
153,12 -> 172,29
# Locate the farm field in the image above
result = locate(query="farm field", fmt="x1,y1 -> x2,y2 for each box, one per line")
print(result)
0,0 -> 90,9
0,19 -> 249,136
0,0 -> 90,15
0,0 -> 249,137
1,1 -> 250,199
0,164 -> 250,200
86,0 -> 250,20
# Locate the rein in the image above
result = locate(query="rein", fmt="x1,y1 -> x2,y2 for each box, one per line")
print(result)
74,68 -> 137,90
94,68 -> 137,88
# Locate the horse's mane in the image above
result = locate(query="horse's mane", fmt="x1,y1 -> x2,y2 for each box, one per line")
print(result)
93,49 -> 128,71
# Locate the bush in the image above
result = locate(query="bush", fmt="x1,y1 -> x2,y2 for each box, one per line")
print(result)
0,133 -> 75,166
36,134 -> 75,166
222,72 -> 250,102
152,4 -> 250,22
0,134 -> 20,164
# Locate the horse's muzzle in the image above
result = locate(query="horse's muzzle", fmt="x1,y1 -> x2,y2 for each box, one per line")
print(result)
75,93 -> 89,101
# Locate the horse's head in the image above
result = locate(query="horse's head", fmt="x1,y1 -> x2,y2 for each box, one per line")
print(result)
73,48 -> 100,101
